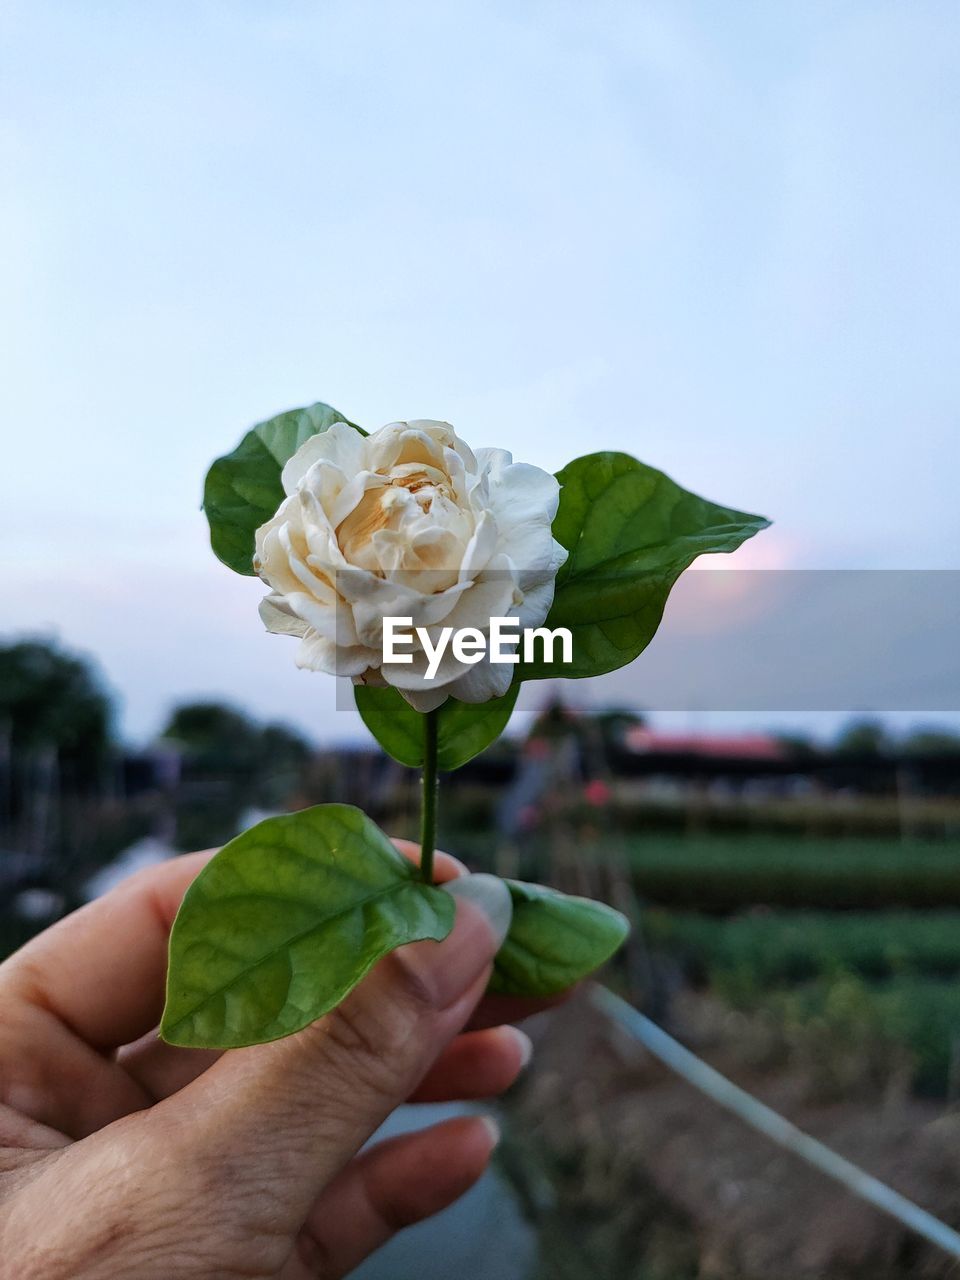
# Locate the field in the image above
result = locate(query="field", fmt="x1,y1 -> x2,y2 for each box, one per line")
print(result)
624,833 -> 960,909
644,908 -> 960,986
423,825 -> 960,1099
644,908 -> 960,1095
603,835 -> 960,1099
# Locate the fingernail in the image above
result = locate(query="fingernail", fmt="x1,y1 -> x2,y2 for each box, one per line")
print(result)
479,1115 -> 501,1149
441,874 -> 513,948
439,853 -> 470,879
509,1026 -> 534,1069
396,874 -> 512,1009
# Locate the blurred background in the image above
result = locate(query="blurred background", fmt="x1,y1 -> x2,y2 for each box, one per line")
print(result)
2,3 -> 960,1276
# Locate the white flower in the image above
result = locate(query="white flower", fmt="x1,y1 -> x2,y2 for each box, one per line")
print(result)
254,420 -> 567,712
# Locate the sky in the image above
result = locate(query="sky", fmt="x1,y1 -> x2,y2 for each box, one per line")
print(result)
2,1 -> 958,744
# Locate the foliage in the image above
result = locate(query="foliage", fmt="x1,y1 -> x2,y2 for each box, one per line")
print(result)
0,638 -> 112,779
623,833 -> 960,909
161,701 -> 310,778
203,402 -> 360,575
646,908 -> 960,990
162,799 -> 631,1046
833,718 -> 892,756
525,697 -> 582,742
762,973 -> 960,1098
162,804 -> 454,1047
354,684 -> 519,770
593,706 -> 647,746
167,401 -> 772,1046
162,701 -> 314,848
649,905 -> 960,1098
518,451 -> 769,681
901,726 -> 960,756
490,880 -> 629,996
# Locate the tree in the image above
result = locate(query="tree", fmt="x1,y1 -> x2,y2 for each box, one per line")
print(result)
160,702 -> 312,783
901,726 -> 960,756
161,702 -> 262,774
834,718 -> 892,756
775,733 -> 821,760
0,638 -> 113,783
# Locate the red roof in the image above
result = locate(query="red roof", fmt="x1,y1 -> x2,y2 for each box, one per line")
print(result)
624,727 -> 786,760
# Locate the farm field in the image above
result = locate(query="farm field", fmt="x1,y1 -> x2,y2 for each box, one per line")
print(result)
625,833 -> 960,909
646,908 -> 960,1097
436,827 -> 960,1099
645,908 -> 960,987
449,829 -> 960,910
6,806 -> 960,1276
500,827 -> 960,1274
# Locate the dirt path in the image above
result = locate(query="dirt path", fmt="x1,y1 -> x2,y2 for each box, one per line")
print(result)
501,991 -> 960,1279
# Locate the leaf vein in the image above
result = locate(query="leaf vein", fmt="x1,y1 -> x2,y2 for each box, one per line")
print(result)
167,877 -> 425,1035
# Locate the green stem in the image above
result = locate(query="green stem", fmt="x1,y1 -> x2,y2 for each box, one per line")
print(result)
419,709 -> 440,884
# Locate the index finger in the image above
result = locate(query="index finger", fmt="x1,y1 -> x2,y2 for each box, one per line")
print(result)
393,841 -> 572,1027
2,850 -> 216,1051
2,840 -> 464,1053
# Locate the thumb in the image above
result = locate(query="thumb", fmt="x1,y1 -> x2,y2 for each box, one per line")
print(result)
166,874 -> 511,1221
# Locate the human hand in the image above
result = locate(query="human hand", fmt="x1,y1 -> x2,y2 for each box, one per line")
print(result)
0,843 -> 551,1278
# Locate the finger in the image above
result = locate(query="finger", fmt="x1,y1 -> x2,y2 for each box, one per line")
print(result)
0,1101 -> 71,1154
111,843 -> 465,1102
0,839 -> 462,1139
409,1026 -> 532,1103
3,842 -> 462,1055
299,1116 -> 499,1278
397,845 -> 573,1031
0,998 -> 151,1139
118,1021 -> 530,1108
467,988 -> 572,1030
0,852 -> 217,1138
163,878 -> 512,1236
1,850 -> 215,1051
399,846 -> 574,1034
390,839 -> 466,882
115,1031 -> 221,1102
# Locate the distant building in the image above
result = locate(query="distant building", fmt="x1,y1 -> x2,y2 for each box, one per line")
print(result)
623,727 -> 786,762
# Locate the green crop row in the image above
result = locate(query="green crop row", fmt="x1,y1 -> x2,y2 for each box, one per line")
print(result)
645,908 -> 960,990
760,972 -> 960,1098
646,906 -> 960,1097
625,834 -> 960,908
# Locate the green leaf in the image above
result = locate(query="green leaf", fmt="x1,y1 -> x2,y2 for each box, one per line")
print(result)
355,684 -> 519,771
160,804 -> 453,1048
490,880 -> 630,996
203,402 -> 363,575
519,451 -> 770,680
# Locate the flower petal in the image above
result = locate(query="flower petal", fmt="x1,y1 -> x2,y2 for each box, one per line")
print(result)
515,577 -> 557,631
296,629 -> 376,676
447,655 -> 515,703
259,593 -> 308,637
281,421 -> 366,494
254,419 -> 567,701
398,685 -> 450,713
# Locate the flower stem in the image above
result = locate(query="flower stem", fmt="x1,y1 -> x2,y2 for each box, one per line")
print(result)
419,709 -> 440,884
